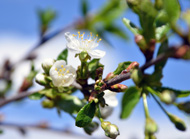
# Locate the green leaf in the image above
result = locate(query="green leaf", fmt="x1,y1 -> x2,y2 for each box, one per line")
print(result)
143,71 -> 163,87
94,0 -> 126,24
155,24 -> 170,42
123,18 -> 141,35
76,101 -> 96,127
105,25 -> 128,39
155,87 -> 190,97
155,40 -> 169,71
113,61 -> 132,75
55,94 -> 84,114
40,88 -> 58,99
38,9 -> 56,25
29,92 -> 44,100
81,0 -> 88,16
163,0 -> 180,24
120,86 -> 141,119
88,59 -> 104,79
138,0 -> 157,42
57,48 -> 68,63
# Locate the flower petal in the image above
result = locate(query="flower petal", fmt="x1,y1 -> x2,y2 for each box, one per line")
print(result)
65,32 -> 81,53
88,49 -> 106,59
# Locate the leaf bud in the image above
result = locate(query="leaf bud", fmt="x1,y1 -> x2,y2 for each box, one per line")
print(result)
110,84 -> 128,92
101,121 -> 120,139
160,90 -> 176,104
145,118 -> 158,134
42,99 -> 54,108
135,35 -> 148,51
131,69 -> 143,86
105,72 -> 116,81
168,113 -> 186,131
177,101 -> 190,114
35,73 -> 49,86
42,58 -> 55,74
83,122 -> 99,135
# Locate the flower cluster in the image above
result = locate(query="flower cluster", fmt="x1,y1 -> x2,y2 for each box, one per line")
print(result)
36,58 -> 76,87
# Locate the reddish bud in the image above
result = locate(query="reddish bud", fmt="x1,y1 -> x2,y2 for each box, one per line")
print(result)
172,45 -> 189,58
19,78 -> 33,93
121,61 -> 139,74
105,72 -> 116,81
110,84 -> 128,92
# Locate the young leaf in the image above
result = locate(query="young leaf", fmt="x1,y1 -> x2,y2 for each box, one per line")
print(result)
88,59 -> 104,79
155,40 -> 169,71
55,94 -> 84,114
105,25 -> 128,40
57,48 -> 68,63
123,18 -> 141,35
163,0 -> 180,24
113,61 -> 132,75
138,0 -> 157,42
29,92 -> 44,100
155,24 -> 170,42
76,101 -> 96,127
120,86 -> 141,119
81,0 -> 89,16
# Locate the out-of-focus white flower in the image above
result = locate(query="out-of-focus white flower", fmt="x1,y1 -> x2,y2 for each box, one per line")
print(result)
100,90 -> 118,119
49,60 -> 76,87
0,79 -> 7,91
42,58 -> 55,74
65,32 -> 106,59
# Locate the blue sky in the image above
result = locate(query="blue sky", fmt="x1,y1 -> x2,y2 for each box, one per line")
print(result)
0,0 -> 190,138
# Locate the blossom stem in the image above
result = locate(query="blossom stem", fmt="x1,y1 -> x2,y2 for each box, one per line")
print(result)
97,105 -> 103,123
142,93 -> 150,118
150,93 -> 169,117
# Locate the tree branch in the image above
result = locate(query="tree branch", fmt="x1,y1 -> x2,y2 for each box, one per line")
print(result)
0,45 -> 187,108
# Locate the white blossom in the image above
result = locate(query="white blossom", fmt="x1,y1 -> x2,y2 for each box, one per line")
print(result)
49,60 -> 76,87
65,32 -> 106,59
42,58 -> 55,74
100,90 -> 118,119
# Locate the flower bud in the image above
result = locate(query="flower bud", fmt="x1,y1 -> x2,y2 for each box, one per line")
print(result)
160,90 -> 176,104
35,73 -> 49,86
110,84 -> 128,92
101,121 -> 120,139
83,122 -> 99,135
131,69 -> 143,86
42,58 -> 55,74
177,101 -> 190,114
135,35 -> 148,51
94,79 -> 106,92
105,72 -> 116,81
145,118 -> 158,134
42,99 -> 54,108
168,113 -> 186,131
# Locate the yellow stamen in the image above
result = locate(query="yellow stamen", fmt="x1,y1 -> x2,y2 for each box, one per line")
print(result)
63,68 -> 66,71
59,69 -> 62,72
67,70 -> 69,73
96,34 -> 98,37
61,65 -> 64,68
55,68 -> 57,71
62,73 -> 64,76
